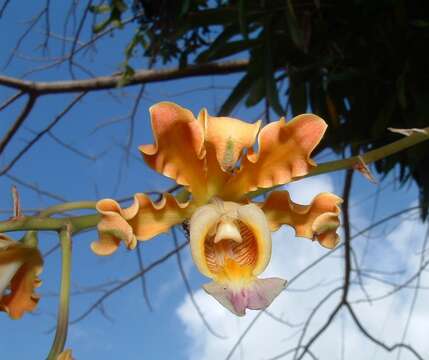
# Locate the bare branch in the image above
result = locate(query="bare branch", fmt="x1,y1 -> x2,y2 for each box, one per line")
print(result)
0,91 -> 24,112
172,227 -> 226,339
0,0 -> 11,18
0,94 -> 37,156
3,8 -> 46,69
68,0 -> 93,78
135,243 -> 153,312
0,92 -> 86,176
397,226 -> 429,360
292,287 -> 343,360
46,131 -> 96,161
346,303 -> 424,360
70,240 -> 189,324
125,84 -> 146,161
5,173 -> 67,202
40,0 -> 51,52
296,303 -> 343,360
341,168 -> 353,302
0,60 -> 249,94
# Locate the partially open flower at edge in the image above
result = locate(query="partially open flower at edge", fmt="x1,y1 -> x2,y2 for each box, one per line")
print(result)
0,234 -> 43,319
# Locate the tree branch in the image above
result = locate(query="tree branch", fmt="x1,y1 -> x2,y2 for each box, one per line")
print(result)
0,94 -> 37,156
0,92 -> 86,176
0,60 -> 249,95
346,303 -> 423,360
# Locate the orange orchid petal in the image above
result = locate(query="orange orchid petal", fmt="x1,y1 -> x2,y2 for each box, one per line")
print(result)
0,238 -> 43,319
198,108 -> 261,172
260,191 -> 342,249
92,193 -> 194,256
139,102 -> 207,201
221,114 -> 327,200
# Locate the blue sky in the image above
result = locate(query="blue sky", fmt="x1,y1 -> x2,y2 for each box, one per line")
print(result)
1,2 -> 428,360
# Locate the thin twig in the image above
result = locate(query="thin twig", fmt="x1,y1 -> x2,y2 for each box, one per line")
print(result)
69,240 -> 189,324
0,91 -> 24,112
5,173 -> 67,202
0,92 -> 86,176
346,303 -> 423,360
172,227 -> 226,339
0,60 -> 249,94
0,0 -> 11,18
0,94 -> 37,156
135,243 -> 153,312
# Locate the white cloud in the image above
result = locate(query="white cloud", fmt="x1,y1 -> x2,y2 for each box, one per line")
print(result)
176,175 -> 429,360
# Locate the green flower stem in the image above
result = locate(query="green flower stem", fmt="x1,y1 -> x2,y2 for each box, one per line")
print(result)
307,127 -> 429,178
46,226 -> 72,360
38,201 -> 97,217
248,127 -> 429,198
0,214 -> 100,234
22,201 -> 97,246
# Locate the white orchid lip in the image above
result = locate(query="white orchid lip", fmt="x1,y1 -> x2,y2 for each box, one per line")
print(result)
189,199 -> 272,282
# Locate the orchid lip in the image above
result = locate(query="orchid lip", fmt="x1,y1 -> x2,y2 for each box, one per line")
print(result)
189,200 -> 272,282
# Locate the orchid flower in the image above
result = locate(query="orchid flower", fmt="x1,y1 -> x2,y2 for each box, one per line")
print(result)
0,234 -> 43,319
92,102 -> 341,316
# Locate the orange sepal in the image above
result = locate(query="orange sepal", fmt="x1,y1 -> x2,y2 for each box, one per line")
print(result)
0,239 -> 43,319
221,114 -> 327,200
139,102 -> 207,201
260,191 -> 342,249
198,108 -> 261,172
92,193 -> 194,256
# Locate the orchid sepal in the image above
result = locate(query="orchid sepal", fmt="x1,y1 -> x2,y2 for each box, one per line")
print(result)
93,193 -> 194,256
260,191 -> 342,249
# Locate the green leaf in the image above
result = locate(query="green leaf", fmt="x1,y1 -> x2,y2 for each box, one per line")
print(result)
196,25 -> 239,63
125,33 -> 144,60
238,0 -> 248,39
112,0 -> 127,13
93,17 -> 113,34
180,0 -> 191,16
111,18 -> 124,30
371,97 -> 396,137
219,73 -> 254,115
263,17 -> 283,115
289,77 -> 307,115
197,39 -> 259,63
89,4 -> 111,14
246,77 -> 265,107
284,0 -> 304,50
117,64 -> 135,88
187,8 -> 239,27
